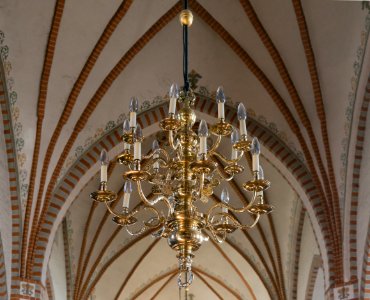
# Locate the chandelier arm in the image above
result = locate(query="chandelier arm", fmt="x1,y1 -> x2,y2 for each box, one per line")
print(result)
136,181 -> 172,212
158,148 -> 170,162
206,224 -> 227,244
211,150 -> 244,165
125,206 -> 164,236
169,131 -> 180,150
207,135 -> 222,155
104,201 -> 123,218
215,167 -> 234,182
125,224 -> 147,236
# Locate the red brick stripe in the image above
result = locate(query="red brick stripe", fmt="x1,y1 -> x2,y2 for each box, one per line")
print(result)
26,0 -> 134,277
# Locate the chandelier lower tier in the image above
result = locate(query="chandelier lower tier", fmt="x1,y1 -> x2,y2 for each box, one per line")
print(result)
90,2 -> 272,290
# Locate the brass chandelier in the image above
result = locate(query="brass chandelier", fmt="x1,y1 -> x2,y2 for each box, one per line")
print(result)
90,0 -> 272,291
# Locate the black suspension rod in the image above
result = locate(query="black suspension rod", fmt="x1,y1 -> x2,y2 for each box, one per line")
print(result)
183,0 -> 190,91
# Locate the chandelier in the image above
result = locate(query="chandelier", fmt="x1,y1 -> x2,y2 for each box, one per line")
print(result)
90,0 -> 272,292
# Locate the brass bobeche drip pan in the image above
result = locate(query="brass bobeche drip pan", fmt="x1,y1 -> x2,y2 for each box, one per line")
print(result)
243,178 -> 271,192
248,203 -> 273,215
90,182 -> 117,203
210,121 -> 233,136
122,131 -> 135,144
116,151 -> 133,165
160,116 -> 181,131
212,223 -> 238,234
112,214 -> 138,226
190,159 -> 217,174
233,138 -> 251,152
123,170 -> 150,182
224,164 -> 244,175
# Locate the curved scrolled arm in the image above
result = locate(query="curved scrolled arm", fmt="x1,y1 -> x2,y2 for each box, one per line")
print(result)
136,181 -> 172,213
126,206 -> 165,236
208,135 -> 222,155
206,190 -> 258,219
215,167 -> 234,182
104,201 -> 123,218
211,150 -> 244,165
169,131 -> 180,150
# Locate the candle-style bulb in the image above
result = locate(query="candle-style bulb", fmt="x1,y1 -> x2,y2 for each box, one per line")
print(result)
100,149 -> 109,165
124,181 -> 132,194
134,125 -> 143,141
152,139 -> 160,152
221,188 -> 230,204
259,166 -> 264,180
251,137 -> 260,155
169,83 -> 179,99
237,103 -> 247,120
231,127 -> 239,145
198,120 -> 208,137
123,118 -> 130,132
216,86 -> 226,103
129,97 -> 139,113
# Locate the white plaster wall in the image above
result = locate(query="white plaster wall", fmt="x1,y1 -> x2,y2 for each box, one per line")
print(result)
297,214 -> 320,300
0,99 -> 13,296
312,268 -> 325,300
49,224 -> 67,300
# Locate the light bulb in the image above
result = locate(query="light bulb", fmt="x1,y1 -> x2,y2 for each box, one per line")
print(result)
198,120 -> 208,137
231,127 -> 239,145
251,137 -> 260,155
152,139 -> 160,152
237,103 -> 247,120
100,149 -> 109,165
258,166 -> 264,180
100,149 -> 109,182
123,118 -> 130,132
124,181 -> 132,194
221,188 -> 230,204
169,83 -> 179,99
216,86 -> 226,103
129,97 -> 139,112
134,125 -> 143,140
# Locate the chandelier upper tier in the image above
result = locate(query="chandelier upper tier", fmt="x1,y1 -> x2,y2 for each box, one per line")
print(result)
90,0 -> 273,290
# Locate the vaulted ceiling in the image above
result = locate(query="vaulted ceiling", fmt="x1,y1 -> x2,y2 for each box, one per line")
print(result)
0,1 -> 369,299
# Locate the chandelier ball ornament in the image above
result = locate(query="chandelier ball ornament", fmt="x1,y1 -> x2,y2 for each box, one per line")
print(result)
90,0 -> 273,291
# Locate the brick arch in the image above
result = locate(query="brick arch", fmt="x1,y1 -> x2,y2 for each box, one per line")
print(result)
361,224 -> 370,299
31,95 -> 332,282
348,75 -> 370,286
0,58 -> 22,285
0,234 -> 7,300
305,255 -> 323,300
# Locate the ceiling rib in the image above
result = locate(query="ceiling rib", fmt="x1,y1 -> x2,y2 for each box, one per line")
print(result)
72,164 -> 116,298
26,0 -> 134,276
211,241 -> 256,299
210,194 -> 279,297
238,0 -> 333,207
28,1 -> 182,277
214,156 -> 283,296
150,272 -> 177,299
193,270 -> 224,300
22,0 -> 66,278
130,269 -> 178,299
190,0 -> 337,275
193,267 -> 243,299
291,0 -> 342,281
114,240 -> 160,300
